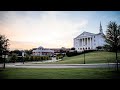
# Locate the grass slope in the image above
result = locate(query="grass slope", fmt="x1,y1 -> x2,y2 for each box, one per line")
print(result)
45,51 -> 120,64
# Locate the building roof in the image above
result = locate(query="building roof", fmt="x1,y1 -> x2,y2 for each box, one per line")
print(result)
38,46 -> 44,49
74,31 -> 105,39
74,31 -> 95,39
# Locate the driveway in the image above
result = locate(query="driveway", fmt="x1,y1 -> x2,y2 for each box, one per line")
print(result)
0,63 -> 120,68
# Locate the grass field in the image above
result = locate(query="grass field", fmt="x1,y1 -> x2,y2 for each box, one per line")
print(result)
0,68 -> 120,79
43,51 -> 120,64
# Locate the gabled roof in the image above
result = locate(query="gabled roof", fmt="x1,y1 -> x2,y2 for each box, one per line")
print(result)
74,31 -> 95,39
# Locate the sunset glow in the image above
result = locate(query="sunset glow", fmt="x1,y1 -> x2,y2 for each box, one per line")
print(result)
0,11 -> 120,50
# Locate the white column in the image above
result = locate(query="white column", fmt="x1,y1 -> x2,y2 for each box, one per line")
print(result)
84,38 -> 85,50
82,38 -> 83,47
90,37 -> 91,49
80,39 -> 82,47
87,38 -> 88,49
88,38 -> 90,46
91,37 -> 92,49
79,39 -> 81,47
87,38 -> 88,46
84,38 -> 85,46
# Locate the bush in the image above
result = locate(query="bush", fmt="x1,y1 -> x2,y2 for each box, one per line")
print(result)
66,50 -> 96,57
10,53 -> 18,63
27,56 -> 52,61
24,55 -> 30,61
56,54 -> 63,60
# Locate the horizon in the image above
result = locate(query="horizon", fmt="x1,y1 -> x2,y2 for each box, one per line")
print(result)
0,11 -> 120,50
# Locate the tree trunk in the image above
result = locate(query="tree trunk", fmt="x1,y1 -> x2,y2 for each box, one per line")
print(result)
3,55 -> 5,69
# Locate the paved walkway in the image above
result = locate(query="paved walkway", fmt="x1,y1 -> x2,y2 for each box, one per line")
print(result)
0,63 -> 120,68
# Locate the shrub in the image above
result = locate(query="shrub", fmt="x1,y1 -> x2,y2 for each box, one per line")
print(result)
30,56 -> 33,61
66,50 -> 96,57
10,53 -> 18,63
24,55 -> 29,61
23,56 -> 52,61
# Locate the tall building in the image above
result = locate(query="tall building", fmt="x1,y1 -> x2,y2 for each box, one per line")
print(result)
74,22 -> 106,52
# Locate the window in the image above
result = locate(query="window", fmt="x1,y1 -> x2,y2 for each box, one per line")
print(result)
94,40 -> 95,42
94,36 -> 95,38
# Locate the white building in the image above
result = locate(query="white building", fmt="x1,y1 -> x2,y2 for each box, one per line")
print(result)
74,22 -> 106,52
32,46 -> 54,56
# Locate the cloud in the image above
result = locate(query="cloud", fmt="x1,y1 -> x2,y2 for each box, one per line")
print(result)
0,11 -> 88,49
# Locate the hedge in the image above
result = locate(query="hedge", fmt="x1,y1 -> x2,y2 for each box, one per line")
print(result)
4,55 -> 52,63
66,50 -> 96,57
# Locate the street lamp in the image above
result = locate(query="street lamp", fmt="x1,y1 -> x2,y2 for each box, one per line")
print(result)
83,45 -> 85,64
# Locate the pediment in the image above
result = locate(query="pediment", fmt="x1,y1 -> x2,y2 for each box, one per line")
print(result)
75,31 -> 95,38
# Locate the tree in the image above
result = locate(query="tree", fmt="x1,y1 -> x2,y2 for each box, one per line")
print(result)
71,47 -> 75,50
10,53 -> 18,63
24,49 -> 32,55
10,49 -> 22,56
104,21 -> 120,51
104,21 -> 120,71
0,34 -> 10,68
96,46 -> 102,50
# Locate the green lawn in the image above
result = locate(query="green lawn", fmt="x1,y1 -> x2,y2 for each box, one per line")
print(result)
0,68 -> 120,79
44,51 -> 120,64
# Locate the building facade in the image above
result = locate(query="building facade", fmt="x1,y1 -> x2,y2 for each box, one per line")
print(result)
32,46 -> 54,56
74,22 -> 106,52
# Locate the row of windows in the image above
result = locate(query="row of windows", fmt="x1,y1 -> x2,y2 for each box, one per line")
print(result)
78,47 -> 91,50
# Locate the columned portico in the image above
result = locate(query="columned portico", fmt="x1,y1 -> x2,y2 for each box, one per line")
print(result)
74,22 -> 105,52
76,36 -> 94,51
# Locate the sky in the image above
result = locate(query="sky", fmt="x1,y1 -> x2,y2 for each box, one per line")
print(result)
0,11 -> 120,50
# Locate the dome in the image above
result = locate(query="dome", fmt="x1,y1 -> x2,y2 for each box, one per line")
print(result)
38,46 -> 44,50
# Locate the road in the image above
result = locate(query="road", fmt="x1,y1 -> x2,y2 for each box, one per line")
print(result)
0,62 -> 120,68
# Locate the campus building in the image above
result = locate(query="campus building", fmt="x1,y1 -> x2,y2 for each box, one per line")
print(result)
32,46 -> 54,56
74,22 -> 106,52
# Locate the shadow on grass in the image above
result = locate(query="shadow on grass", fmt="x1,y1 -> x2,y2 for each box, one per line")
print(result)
0,70 -> 5,79
107,70 -> 120,79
